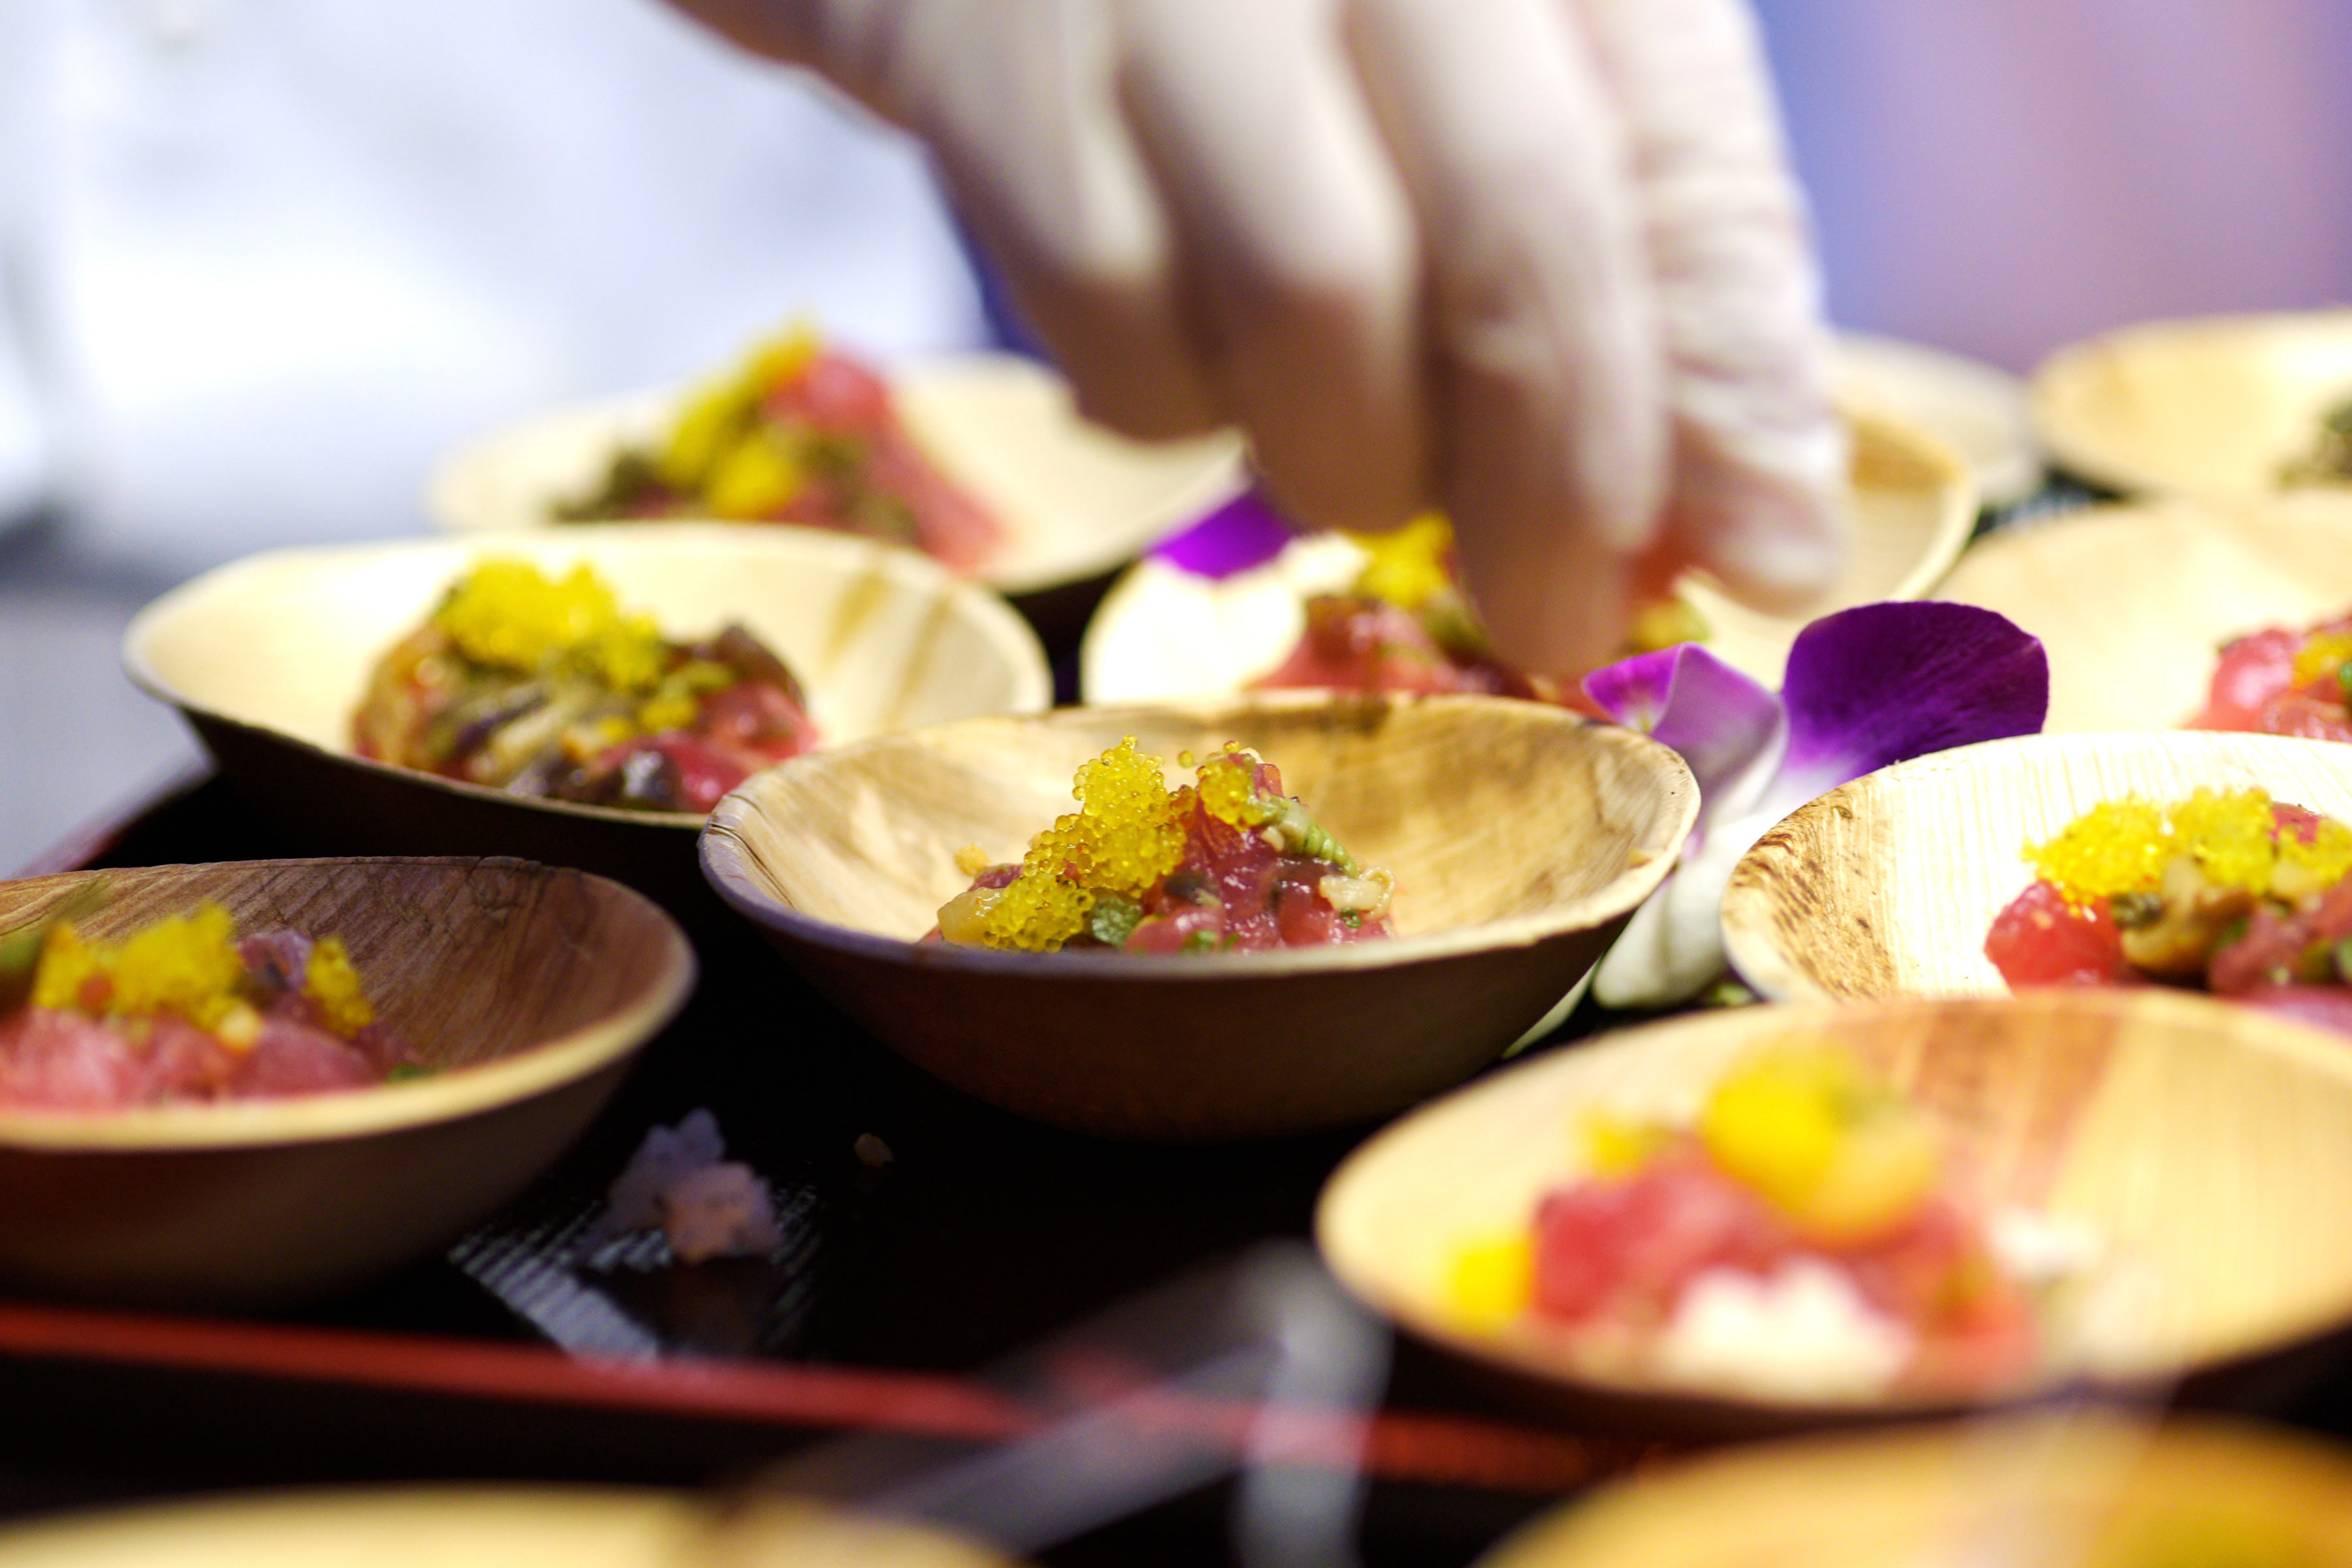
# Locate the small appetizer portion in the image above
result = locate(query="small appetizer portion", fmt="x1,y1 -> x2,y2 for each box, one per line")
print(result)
1985,789 -> 2352,1033
1448,1047 -> 2064,1400
1251,515 -> 1558,700
2193,608 -> 2352,742
554,323 -> 1001,571
932,737 -> 1396,955
352,557 -> 817,815
0,902 -> 417,1109
2279,393 -> 2352,487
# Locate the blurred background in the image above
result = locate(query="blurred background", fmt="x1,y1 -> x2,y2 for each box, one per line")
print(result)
2,0 -> 2348,870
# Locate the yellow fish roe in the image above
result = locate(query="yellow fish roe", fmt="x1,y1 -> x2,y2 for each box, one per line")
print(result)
1197,742 -> 1275,829
33,904 -> 246,1034
657,322 -> 822,497
433,559 -> 666,691
1444,1233 -> 1534,1331
2027,789 -> 2352,902
1343,512 -> 1455,612
972,737 -> 1188,951
302,937 -> 375,1037
2291,630 -> 2352,691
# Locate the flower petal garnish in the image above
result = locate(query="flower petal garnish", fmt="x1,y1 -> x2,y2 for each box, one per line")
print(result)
1151,487 -> 1297,580
1769,600 -> 2050,815
1583,642 -> 1789,833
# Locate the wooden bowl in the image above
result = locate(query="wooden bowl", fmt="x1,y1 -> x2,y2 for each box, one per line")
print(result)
700,693 -> 1697,1141
1719,730 -> 2352,1003
1318,989 -> 2352,1431
1833,330 -> 2041,508
2030,308 -> 2352,497
1477,1412 -> 2352,1567
1939,492 -> 2352,732
1079,402 -> 1976,698
427,352 -> 1247,603
0,857 -> 692,1307
123,525 -> 1051,915
0,1488 -> 1013,1568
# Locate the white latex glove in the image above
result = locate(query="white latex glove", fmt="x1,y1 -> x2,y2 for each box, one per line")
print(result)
674,0 -> 1845,670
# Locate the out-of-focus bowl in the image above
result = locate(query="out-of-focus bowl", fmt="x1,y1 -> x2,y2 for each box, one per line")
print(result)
1719,730 -> 2352,1003
701,693 -> 1696,1141
0,1488 -> 1014,1568
1476,1411 -> 2352,1566
123,525 -> 1050,917
1833,331 -> 2041,508
2029,308 -> 2352,498
427,351 -> 1245,611
1940,491 -> 2352,732
0,857 -> 691,1307
1318,989 -> 2352,1433
1079,402 -> 1976,700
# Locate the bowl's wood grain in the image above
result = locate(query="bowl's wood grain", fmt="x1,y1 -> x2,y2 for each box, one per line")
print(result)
1720,730 -> 2352,1004
1081,403 -> 1976,701
0,858 -> 693,1306
702,694 -> 1697,1140
1319,990 -> 2352,1432
1476,1413 -> 2352,1567
2030,308 -> 2352,498
1939,492 -> 2352,733
426,353 -> 1246,600
122,526 -> 1049,915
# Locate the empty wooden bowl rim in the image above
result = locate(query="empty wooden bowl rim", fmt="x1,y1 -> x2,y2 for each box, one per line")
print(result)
120,525 -> 1053,832
0,858 -> 694,1151
423,351 -> 1249,596
1316,987 -> 2352,1414
701,692 -> 1698,980
1719,728 -> 2352,1004
2029,306 -> 2352,497
1475,1410 -> 2352,1567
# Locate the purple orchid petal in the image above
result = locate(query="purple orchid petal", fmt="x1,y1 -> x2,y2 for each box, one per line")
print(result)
1584,642 -> 1789,828
1771,600 -> 2048,810
1151,487 -> 1298,579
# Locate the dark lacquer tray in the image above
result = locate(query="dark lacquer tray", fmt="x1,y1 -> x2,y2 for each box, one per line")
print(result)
0,771 -> 1674,1567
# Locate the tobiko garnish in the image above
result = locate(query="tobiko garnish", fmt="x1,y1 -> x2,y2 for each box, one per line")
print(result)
1986,789 -> 2352,1034
0,902 -> 418,1108
352,557 -> 818,815
555,323 -> 1000,572
1446,1047 -> 2063,1399
931,738 -> 1395,955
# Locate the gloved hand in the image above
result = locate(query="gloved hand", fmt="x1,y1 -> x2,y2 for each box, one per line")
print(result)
672,0 -> 1845,672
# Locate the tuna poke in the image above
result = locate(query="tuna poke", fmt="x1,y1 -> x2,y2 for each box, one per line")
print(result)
1985,789 -> 2352,1034
1446,1046 -> 2072,1399
554,324 -> 1001,572
932,737 -> 1396,954
0,901 -> 417,1109
352,557 -> 818,815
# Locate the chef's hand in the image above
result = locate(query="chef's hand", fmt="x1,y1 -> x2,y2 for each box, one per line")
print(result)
671,0 -> 1845,672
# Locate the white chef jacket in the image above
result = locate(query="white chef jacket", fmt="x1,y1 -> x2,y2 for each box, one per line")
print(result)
0,0 -> 985,581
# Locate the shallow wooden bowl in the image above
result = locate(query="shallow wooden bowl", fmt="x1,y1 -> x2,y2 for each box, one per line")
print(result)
0,1488 -> 1012,1568
427,352 -> 1246,604
1940,492 -> 2352,732
2030,308 -> 2352,497
701,693 -> 1697,1141
1318,989 -> 2352,1432
0,857 -> 692,1307
123,525 -> 1050,913
1719,730 -> 2352,1003
1477,1412 -> 2352,1567
1832,331 -> 2041,508
1079,402 -> 1976,698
